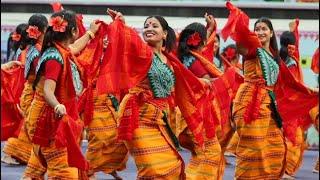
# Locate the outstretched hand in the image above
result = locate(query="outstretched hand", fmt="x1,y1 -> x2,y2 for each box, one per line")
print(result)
107,8 -> 125,23
204,12 -> 216,32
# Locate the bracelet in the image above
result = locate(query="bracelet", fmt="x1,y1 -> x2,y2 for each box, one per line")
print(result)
54,104 -> 62,113
86,30 -> 95,39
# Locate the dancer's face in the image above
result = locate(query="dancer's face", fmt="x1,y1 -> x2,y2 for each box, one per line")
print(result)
254,22 -> 273,46
143,17 -> 167,47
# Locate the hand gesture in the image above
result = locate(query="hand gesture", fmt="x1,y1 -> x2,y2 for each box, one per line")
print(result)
89,20 -> 102,34
107,8 -> 125,23
54,104 -> 67,118
204,13 -> 216,32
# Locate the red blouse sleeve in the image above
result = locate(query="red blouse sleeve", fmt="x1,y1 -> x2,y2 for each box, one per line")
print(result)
32,57 -> 40,71
189,59 -> 209,78
44,60 -> 62,81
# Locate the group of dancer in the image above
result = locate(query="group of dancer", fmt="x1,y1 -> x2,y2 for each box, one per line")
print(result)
1,2 -> 319,180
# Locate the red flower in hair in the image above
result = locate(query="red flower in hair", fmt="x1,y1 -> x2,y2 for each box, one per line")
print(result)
224,47 -> 236,61
26,26 -> 42,39
187,32 -> 201,46
287,44 -> 296,57
49,16 -> 68,32
11,32 -> 21,42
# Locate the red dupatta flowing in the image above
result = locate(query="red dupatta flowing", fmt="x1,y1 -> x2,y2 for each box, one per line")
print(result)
77,22 -> 108,126
1,66 -> 25,141
97,19 -> 207,146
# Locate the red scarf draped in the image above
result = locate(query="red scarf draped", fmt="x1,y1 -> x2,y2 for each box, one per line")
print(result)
97,19 -> 207,146
1,66 -> 25,141
77,22 -> 108,126
275,61 -> 319,144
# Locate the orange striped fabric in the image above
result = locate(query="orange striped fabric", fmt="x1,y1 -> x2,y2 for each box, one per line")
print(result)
119,87 -> 185,179
180,127 -> 224,180
233,58 -> 286,179
285,127 -> 306,176
24,144 -> 78,179
86,89 -> 128,176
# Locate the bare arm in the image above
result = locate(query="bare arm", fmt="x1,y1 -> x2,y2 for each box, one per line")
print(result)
205,13 -> 216,40
69,20 -> 102,55
1,61 -> 23,70
43,79 -> 66,116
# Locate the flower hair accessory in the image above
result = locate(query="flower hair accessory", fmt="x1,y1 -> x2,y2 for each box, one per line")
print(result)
224,47 -> 236,60
287,44 -> 296,57
49,16 -> 68,32
11,32 -> 21,42
187,32 -> 201,46
26,26 -> 42,39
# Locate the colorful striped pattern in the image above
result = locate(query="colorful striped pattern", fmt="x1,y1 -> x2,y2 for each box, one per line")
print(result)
232,58 -> 286,179
226,132 -> 239,155
181,128 -> 224,180
121,100 -> 184,179
2,75 -> 36,164
2,125 -> 32,164
285,127 -> 306,176
20,75 -> 35,117
24,145 -> 78,179
86,89 -> 128,175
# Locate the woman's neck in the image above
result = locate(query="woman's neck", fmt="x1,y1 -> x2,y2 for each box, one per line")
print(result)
262,42 -> 272,54
151,44 -> 163,55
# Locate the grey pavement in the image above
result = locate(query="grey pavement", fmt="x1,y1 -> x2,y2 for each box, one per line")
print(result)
1,141 -> 319,180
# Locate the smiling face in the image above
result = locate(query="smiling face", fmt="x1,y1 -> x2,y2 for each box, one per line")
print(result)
254,22 -> 273,46
143,17 -> 167,47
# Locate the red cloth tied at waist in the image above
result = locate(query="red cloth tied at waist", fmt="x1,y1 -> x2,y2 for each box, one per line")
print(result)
117,89 -> 170,141
243,78 -> 268,124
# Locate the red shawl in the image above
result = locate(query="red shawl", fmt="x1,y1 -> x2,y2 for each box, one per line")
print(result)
275,61 -> 319,143
97,19 -> 207,146
311,48 -> 319,74
1,66 -> 25,141
77,22 -> 108,126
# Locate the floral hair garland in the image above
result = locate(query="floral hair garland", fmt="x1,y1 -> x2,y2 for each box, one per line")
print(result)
11,32 -> 21,42
49,16 -> 68,32
26,26 -> 42,39
187,32 -> 201,46
224,47 -> 236,60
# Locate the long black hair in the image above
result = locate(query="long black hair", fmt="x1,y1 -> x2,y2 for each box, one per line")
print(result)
177,22 -> 207,61
279,31 -> 295,61
144,15 -> 176,53
254,17 -> 279,63
33,10 -> 77,90
28,14 -> 48,46
12,23 -> 29,52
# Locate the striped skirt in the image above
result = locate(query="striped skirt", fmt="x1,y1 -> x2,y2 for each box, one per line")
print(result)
180,128 -> 224,180
285,127 -> 306,176
86,91 -> 128,175
121,101 -> 184,179
3,80 -> 35,164
233,83 -> 286,180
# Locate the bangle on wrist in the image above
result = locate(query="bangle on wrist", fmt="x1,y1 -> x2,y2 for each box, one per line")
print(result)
86,30 -> 95,39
